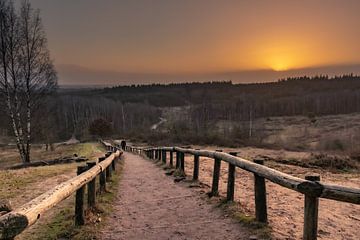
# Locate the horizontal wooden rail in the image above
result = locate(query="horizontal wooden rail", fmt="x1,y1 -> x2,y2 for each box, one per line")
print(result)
0,146 -> 122,239
137,146 -> 360,204
127,145 -> 360,240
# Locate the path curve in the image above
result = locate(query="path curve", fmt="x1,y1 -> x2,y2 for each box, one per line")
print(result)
100,152 -> 250,240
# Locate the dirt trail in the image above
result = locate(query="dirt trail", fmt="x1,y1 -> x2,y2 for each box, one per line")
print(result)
100,152 -> 251,240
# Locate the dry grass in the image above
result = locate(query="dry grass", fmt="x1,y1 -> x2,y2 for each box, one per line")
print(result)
257,113 -> 360,152
0,142 -> 103,169
273,153 -> 360,172
0,143 -> 105,205
0,163 -> 77,203
0,142 -> 107,239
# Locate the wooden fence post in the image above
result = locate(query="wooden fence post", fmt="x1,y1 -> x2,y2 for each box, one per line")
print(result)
99,157 -> 106,193
176,151 -> 180,169
180,152 -> 185,173
193,151 -> 200,181
162,150 -> 166,164
210,150 -> 222,197
75,165 -> 87,226
169,150 -> 174,167
303,175 -> 320,240
155,149 -> 159,160
227,152 -> 237,202
111,155 -> 116,171
254,159 -> 267,223
86,162 -> 97,208
106,165 -> 112,182
105,152 -> 112,182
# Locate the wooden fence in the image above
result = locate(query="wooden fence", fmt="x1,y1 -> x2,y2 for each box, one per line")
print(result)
0,140 -> 122,239
126,145 -> 360,240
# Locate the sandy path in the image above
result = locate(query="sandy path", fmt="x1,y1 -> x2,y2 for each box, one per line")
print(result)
100,152 -> 251,240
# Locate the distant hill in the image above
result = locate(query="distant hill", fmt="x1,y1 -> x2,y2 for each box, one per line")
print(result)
57,63 -> 360,85
85,75 -> 360,116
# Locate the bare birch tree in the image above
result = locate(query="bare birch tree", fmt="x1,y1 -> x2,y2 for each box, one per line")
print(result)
0,0 -> 57,163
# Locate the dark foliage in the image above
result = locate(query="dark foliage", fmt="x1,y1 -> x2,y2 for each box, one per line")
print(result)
89,118 -> 112,137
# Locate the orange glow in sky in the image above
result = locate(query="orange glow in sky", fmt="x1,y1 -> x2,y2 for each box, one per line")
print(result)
29,0 -> 360,84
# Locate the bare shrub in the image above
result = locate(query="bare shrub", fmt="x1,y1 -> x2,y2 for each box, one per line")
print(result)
320,138 -> 346,151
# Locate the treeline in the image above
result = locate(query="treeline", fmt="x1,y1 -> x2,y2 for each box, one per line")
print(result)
0,95 -> 160,144
96,74 -> 360,118
51,96 -> 160,142
191,75 -> 360,122
2,74 -> 360,145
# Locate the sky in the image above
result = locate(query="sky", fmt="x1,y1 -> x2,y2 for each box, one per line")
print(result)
29,0 -> 360,86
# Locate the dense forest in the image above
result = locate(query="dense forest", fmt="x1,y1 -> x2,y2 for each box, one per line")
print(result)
1,74 -> 360,145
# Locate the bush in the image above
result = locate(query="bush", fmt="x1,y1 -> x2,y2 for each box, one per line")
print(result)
310,153 -> 358,170
88,118 -> 112,137
322,138 -> 345,151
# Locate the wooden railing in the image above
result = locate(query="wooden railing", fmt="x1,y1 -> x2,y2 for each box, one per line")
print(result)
0,141 -> 122,239
126,145 -> 360,240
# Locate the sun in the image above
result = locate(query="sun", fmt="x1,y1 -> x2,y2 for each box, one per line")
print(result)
271,62 -> 289,71
257,40 -> 304,72
268,55 -> 292,71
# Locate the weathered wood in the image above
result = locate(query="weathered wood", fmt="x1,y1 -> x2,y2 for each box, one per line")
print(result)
151,146 -> 360,203
180,152 -> 185,172
169,151 -> 174,167
227,152 -> 237,202
167,148 -> 323,197
303,175 -> 320,240
193,153 -> 200,181
0,201 -> 12,213
99,157 -> 107,193
86,162 -> 97,208
111,156 -> 116,171
75,166 -> 87,226
319,183 -> 360,204
175,151 -> 180,169
162,150 -> 166,164
106,165 -> 112,182
211,150 -> 222,197
155,149 -> 158,160
254,159 -> 267,223
0,151 -> 121,239
105,152 -> 112,181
